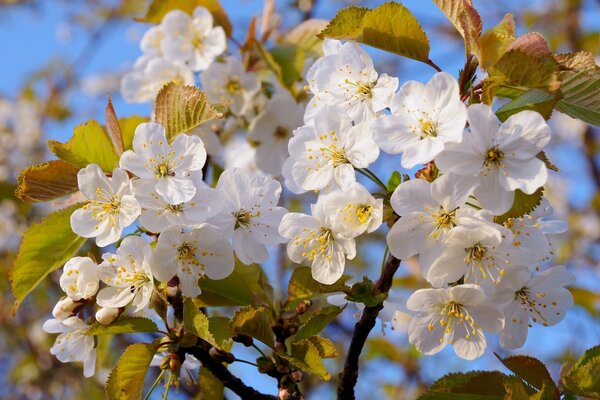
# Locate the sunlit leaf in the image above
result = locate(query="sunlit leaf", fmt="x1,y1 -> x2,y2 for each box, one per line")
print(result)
231,306 -> 274,348
474,13 -> 515,70
105,341 -> 158,400
17,160 -> 80,202
86,317 -> 158,336
494,353 -> 558,395
561,345 -> 600,398
292,306 -> 343,343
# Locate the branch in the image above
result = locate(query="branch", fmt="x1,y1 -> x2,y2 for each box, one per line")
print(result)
337,254 -> 401,399
180,346 -> 278,400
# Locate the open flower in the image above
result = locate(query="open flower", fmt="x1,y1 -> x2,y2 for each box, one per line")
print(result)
151,225 -> 234,297
59,256 -> 99,301
120,122 -> 207,205
96,236 -> 155,312
279,198 -> 356,284
70,165 -> 140,247
210,168 -> 287,264
286,107 -> 379,193
43,317 -> 96,377
201,57 -> 260,116
436,104 -> 551,214
306,39 -> 398,123
407,284 -> 504,360
248,91 -> 304,175
493,265 -> 574,349
135,180 -> 223,233
160,7 -> 226,71
373,72 -> 467,169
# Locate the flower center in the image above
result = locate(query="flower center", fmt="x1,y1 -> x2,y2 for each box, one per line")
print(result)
226,78 -> 241,94
431,208 -> 456,238
430,301 -> 478,342
344,79 -> 374,99
167,203 -> 184,214
298,227 -> 334,262
515,287 -> 549,326
484,145 -> 504,168
235,209 -> 252,228
419,118 -> 438,138
177,242 -> 197,260
155,162 -> 175,178
191,35 -> 204,49
319,141 -> 348,167
465,243 -> 486,263
274,126 -> 289,139
101,199 -> 120,214
356,204 -> 373,224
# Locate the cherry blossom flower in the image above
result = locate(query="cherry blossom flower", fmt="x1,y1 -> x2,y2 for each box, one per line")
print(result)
59,256 -> 99,301
373,72 -> 467,168
140,26 -> 164,57
43,317 -> 97,377
151,225 -> 234,297
407,284 -> 504,360
493,265 -> 574,349
120,122 -> 207,205
279,198 -> 356,284
306,39 -> 398,123
286,107 -> 379,193
248,92 -> 304,175
160,7 -> 226,71
96,236 -> 155,312
135,180 -> 223,233
436,104 -> 551,214
70,165 -> 140,247
201,57 -> 260,116
210,168 -> 287,264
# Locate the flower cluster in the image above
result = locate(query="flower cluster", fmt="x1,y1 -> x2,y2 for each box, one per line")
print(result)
43,10 -> 576,376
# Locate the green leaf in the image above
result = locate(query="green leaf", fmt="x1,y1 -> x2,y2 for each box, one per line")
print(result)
420,371 -> 510,400
560,345 -> 600,398
105,342 -> 158,400
288,266 -> 349,300
140,0 -> 232,37
292,306 -> 344,343
529,383 -> 556,400
493,188 -> 544,223
307,336 -> 337,358
270,44 -> 306,88
199,367 -> 224,399
197,263 -> 273,307
318,2 -> 430,62
86,317 -> 158,336
494,353 -> 557,394
495,89 -> 558,121
474,13 -> 515,70
345,278 -> 387,307
120,115 -> 149,151
48,120 -> 120,172
504,376 -> 534,399
10,204 -> 86,313
183,298 -> 217,347
556,67 -> 600,127
387,171 -> 403,192
281,339 -> 331,380
154,82 -> 222,141
231,306 -> 274,348
208,316 -> 235,347
16,160 -> 80,202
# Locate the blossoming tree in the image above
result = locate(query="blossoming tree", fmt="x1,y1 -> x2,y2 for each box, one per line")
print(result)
7,0 -> 600,399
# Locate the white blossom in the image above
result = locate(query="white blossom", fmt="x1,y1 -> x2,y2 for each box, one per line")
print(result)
493,265 -> 574,349
373,72 -> 467,169
436,105 -> 551,214
97,236 -> 155,312
43,317 -> 97,377
306,39 -> 398,123
151,225 -> 234,297
210,168 -> 287,264
120,122 -> 207,205
279,198 -> 356,284
160,7 -> 226,71
286,107 -> 379,193
407,284 -> 504,360
59,256 -> 99,301
70,165 -> 140,247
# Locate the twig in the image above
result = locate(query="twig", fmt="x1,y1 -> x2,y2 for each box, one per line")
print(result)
425,59 -> 443,72
337,254 -> 401,399
179,346 -> 278,400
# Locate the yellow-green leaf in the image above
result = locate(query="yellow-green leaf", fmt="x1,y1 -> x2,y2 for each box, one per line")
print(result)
556,67 -> 600,127
308,336 -> 337,359
287,266 -> 350,302
199,367 -> 224,399
16,160 -> 80,203
120,115 -> 149,151
231,306 -> 274,348
10,203 -> 86,313
48,120 -> 120,172
86,317 -> 158,336
493,188 -> 544,223
495,353 -> 557,394
432,0 -> 475,38
561,345 -> 600,398
105,342 -> 158,400
422,370 -> 510,399
140,0 -> 232,37
318,2 -> 430,62
280,339 -> 331,380
475,13 -> 515,70
154,82 -> 222,141
293,306 -> 344,343
183,298 -> 217,347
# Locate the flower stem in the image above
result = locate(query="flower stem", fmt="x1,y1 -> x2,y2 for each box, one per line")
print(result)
356,168 -> 388,192
162,372 -> 174,400
143,369 -> 166,400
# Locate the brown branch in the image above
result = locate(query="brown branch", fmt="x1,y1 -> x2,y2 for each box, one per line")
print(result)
180,345 -> 278,400
337,255 -> 401,400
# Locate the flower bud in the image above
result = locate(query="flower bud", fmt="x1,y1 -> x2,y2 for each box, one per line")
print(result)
278,388 -> 291,400
52,297 -> 81,320
95,307 -> 121,325
290,370 -> 303,382
209,347 -> 235,364
232,334 -> 254,347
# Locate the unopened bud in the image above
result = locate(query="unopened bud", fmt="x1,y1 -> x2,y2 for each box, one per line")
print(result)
209,347 -> 235,364
276,364 -> 290,374
233,334 -> 254,347
290,370 -> 303,382
279,388 -> 291,400
52,297 -> 82,319
295,300 -> 311,315
169,353 -> 181,372
166,277 -> 179,297
95,307 -> 122,325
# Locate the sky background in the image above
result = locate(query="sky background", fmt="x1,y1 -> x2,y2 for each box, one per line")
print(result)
1,0 -> 599,398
